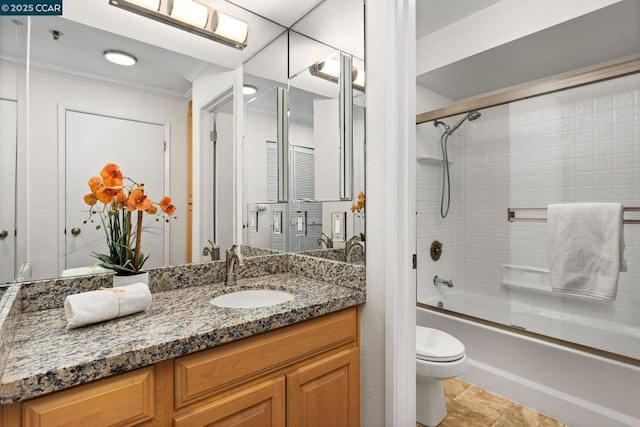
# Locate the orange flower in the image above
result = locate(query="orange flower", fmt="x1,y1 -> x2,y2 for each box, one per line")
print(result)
100,163 -> 123,187
145,205 -> 158,215
96,186 -> 122,204
127,188 -> 153,211
159,196 -> 176,216
115,190 -> 127,206
87,176 -> 102,192
83,193 -> 98,206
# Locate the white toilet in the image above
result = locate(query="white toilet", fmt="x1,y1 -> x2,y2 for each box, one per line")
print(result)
416,326 -> 467,426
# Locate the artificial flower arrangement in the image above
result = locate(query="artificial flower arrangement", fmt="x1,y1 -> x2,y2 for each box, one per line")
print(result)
350,191 -> 365,213
83,163 -> 176,276
350,191 -> 365,241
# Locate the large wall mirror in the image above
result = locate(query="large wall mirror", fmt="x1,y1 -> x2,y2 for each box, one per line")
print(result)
1,0 -> 364,283
242,0 -> 365,259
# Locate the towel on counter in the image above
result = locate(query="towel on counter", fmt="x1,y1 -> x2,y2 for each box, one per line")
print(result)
64,282 -> 152,329
547,203 -> 626,301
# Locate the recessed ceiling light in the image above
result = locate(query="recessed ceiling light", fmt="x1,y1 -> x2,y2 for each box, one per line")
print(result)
103,50 -> 138,66
243,85 -> 257,95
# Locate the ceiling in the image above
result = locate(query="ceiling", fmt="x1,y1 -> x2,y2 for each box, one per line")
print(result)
416,0 -> 640,102
0,0 -> 363,101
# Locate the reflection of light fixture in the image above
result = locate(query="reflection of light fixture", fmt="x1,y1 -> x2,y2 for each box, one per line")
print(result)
309,55 -> 365,90
109,0 -> 248,50
243,85 -> 257,95
104,50 -> 138,66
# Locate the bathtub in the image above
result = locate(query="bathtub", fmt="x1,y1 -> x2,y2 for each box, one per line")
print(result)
417,298 -> 640,427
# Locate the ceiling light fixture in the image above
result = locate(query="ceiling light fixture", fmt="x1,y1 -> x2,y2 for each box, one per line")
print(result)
242,85 -> 257,95
109,0 -> 248,50
309,55 -> 365,90
103,50 -> 138,66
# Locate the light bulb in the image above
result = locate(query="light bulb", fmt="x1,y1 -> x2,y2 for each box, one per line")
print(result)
103,50 -> 137,66
212,10 -> 248,43
170,0 -> 209,28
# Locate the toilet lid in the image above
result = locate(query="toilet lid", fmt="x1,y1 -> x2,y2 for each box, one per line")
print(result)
416,326 -> 465,362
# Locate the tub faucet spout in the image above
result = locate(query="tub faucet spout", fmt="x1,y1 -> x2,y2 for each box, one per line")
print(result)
225,244 -> 243,286
433,275 -> 453,288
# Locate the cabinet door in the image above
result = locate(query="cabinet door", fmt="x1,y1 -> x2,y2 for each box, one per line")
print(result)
21,367 -> 154,427
287,348 -> 360,427
174,377 -> 285,427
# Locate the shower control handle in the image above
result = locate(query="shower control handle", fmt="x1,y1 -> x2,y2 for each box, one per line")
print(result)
430,240 -> 443,261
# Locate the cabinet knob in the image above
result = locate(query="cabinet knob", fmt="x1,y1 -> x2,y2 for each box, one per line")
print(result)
0,229 -> 8,239
71,227 -> 81,236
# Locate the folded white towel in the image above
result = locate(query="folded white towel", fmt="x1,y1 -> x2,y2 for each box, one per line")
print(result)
64,283 -> 152,329
547,203 -> 626,301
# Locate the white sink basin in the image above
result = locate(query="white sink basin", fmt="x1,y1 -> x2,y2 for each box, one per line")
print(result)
209,289 -> 295,309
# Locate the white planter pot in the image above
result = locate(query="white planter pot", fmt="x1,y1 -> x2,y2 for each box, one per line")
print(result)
112,271 -> 149,288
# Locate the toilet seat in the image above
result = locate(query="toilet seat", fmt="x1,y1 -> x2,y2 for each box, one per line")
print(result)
416,326 -> 465,362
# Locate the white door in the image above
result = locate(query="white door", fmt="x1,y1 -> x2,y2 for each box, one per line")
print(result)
64,110 -> 167,273
0,99 -> 17,283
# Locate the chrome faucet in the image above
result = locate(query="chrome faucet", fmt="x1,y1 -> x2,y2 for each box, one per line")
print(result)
317,232 -> 334,249
202,240 -> 220,261
225,244 -> 243,286
433,275 -> 453,288
344,235 -> 364,263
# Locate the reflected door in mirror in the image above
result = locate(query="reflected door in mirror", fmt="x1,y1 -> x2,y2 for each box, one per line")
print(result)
64,110 -> 168,274
0,99 -> 17,283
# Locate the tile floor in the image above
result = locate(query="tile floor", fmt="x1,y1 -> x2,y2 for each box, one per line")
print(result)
417,378 -> 568,427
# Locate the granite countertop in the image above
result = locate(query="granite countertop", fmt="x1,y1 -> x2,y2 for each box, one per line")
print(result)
0,253 -> 366,405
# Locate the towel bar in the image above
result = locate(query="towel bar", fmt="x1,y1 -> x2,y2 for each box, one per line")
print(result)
507,207 -> 640,224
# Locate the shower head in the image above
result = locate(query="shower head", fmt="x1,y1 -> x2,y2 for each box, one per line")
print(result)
449,110 -> 481,135
433,119 -> 450,134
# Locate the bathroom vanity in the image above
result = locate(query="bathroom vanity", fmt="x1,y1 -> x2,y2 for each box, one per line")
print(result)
0,253 -> 365,426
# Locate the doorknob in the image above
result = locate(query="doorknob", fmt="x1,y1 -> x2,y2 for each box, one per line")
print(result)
0,229 -> 8,239
71,227 -> 81,236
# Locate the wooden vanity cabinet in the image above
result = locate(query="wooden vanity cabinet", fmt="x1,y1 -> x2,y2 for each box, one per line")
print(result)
0,307 -> 360,427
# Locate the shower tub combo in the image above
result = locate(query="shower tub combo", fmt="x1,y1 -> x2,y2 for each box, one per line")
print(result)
416,61 -> 640,426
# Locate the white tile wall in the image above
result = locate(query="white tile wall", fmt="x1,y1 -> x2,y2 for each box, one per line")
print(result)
416,73 -> 640,354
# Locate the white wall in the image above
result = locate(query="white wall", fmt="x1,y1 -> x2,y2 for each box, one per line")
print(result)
416,84 -> 452,115
314,98 -> 340,200
20,67 -> 188,280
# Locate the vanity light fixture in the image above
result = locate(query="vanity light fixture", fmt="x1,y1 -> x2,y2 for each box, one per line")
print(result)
242,85 -> 257,95
108,0 -> 249,50
103,50 -> 138,66
309,54 -> 365,90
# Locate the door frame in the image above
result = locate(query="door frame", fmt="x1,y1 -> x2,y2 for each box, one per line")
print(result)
57,104 -> 171,275
199,88 -> 233,257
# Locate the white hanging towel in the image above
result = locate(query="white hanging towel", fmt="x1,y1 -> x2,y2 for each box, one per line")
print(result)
547,203 -> 626,301
64,282 -> 152,329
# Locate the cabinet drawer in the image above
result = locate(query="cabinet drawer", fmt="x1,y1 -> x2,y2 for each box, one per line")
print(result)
22,367 -> 154,427
175,308 -> 357,408
173,377 -> 285,427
